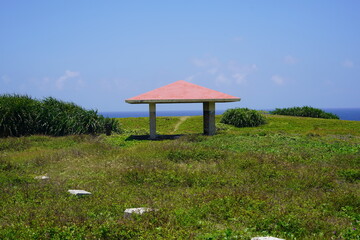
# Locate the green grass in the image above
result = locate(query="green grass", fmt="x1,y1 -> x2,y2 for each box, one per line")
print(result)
0,115 -> 359,239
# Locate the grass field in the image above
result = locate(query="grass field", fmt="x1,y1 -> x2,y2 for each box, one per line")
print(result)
0,115 -> 359,239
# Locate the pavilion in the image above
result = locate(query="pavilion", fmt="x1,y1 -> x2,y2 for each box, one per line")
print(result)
125,80 -> 240,139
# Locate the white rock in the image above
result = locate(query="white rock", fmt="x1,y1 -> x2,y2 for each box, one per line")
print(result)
251,237 -> 285,240
68,189 -> 91,196
124,207 -> 155,219
34,175 -> 50,180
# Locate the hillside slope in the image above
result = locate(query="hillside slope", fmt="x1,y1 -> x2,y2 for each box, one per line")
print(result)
1,115 -> 359,239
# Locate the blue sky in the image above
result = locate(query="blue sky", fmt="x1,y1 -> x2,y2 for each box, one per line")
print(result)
1,1 -> 359,112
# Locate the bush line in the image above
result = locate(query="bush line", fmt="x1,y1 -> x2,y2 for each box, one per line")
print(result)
0,94 -> 121,137
270,106 -> 339,119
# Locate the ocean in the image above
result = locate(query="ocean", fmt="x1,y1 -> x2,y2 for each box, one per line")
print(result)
100,108 -> 360,121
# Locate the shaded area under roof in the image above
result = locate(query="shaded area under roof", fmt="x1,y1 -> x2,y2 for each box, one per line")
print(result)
125,80 -> 240,104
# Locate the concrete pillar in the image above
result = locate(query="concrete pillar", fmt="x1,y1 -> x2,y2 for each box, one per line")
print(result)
149,103 -> 157,139
203,102 -> 216,135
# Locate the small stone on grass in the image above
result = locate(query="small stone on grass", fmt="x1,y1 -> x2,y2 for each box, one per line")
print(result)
34,175 -> 50,180
124,207 -> 156,219
68,190 -> 91,196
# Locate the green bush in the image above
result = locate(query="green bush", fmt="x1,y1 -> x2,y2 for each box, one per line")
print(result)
0,94 -> 42,137
220,108 -> 267,128
0,94 -> 121,137
270,106 -> 339,119
39,97 -> 121,136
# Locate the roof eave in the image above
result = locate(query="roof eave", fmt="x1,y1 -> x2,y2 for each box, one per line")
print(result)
125,98 -> 241,104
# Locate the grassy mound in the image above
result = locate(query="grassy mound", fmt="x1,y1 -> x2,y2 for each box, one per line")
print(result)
220,108 -> 267,127
0,94 -> 121,137
270,106 -> 339,119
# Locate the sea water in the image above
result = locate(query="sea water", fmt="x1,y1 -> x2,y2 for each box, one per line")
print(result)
100,108 -> 360,121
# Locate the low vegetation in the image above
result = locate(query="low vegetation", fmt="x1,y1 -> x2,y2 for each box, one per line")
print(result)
220,108 -> 267,127
0,94 -> 121,137
270,106 -> 339,119
0,113 -> 359,239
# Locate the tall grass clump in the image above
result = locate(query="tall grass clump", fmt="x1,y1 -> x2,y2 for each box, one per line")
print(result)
0,94 -> 41,137
39,97 -> 121,136
0,94 -> 121,137
270,106 -> 339,119
220,108 -> 267,127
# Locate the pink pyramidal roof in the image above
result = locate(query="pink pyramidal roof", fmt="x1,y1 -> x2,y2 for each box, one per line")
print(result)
125,80 -> 241,104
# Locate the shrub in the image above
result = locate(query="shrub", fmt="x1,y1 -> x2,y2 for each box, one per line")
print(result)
270,106 -> 339,119
0,94 -> 42,137
39,97 -> 121,136
220,108 -> 267,128
0,94 -> 121,137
